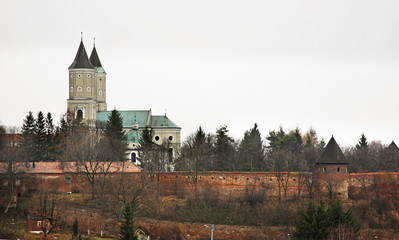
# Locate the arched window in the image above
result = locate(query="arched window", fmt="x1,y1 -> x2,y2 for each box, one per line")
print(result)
131,152 -> 136,163
76,110 -> 83,120
86,86 -> 91,92
168,148 -> 173,163
77,86 -> 82,92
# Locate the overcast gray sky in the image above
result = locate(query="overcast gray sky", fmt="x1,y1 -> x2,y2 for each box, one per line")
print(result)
1,0 -> 399,146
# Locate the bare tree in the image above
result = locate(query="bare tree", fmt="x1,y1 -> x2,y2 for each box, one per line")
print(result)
0,127 -> 24,213
64,128 -> 103,200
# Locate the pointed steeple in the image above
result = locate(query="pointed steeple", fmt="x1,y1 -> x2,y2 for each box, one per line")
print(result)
317,136 -> 347,164
68,40 -> 94,69
89,45 -> 106,73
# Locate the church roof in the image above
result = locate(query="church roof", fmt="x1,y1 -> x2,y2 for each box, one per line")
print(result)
151,115 -> 180,128
317,136 -> 347,164
97,110 -> 152,128
89,46 -> 106,73
68,41 -> 94,70
126,130 -> 141,143
96,110 -> 181,130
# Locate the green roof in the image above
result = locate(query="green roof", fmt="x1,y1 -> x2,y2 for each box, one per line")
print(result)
151,115 -> 180,128
96,110 -> 151,128
126,130 -> 141,143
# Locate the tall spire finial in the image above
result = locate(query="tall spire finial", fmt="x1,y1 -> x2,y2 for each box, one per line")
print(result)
81,32 -> 83,41
93,37 -> 95,47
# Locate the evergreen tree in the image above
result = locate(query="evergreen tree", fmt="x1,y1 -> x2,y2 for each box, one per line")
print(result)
72,218 -> 80,239
35,111 -> 47,162
238,123 -> 264,171
294,201 -> 359,240
45,112 -> 55,161
119,203 -> 137,240
21,111 -> 36,163
293,201 -> 331,240
356,133 -> 368,150
215,125 -> 234,171
104,109 -> 125,141
104,109 -> 126,161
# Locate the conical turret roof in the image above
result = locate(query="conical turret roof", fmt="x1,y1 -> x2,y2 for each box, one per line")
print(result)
89,46 -> 106,73
317,136 -> 347,164
385,141 -> 399,155
68,41 -> 94,70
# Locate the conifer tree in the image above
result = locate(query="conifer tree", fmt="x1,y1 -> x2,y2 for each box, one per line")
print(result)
35,111 -> 47,162
21,111 -> 36,163
45,112 -> 55,161
356,133 -> 368,149
119,203 -> 137,240
104,109 -> 126,161
238,123 -> 264,171
215,125 -> 234,171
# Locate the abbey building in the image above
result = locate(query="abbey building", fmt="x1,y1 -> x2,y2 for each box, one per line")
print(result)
67,40 -> 181,166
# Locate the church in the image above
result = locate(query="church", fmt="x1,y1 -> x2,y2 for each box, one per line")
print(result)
67,39 -> 181,167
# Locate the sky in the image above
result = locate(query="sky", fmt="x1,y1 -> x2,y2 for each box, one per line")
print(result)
1,1 -> 399,147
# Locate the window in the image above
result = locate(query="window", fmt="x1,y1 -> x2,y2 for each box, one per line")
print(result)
323,167 -> 327,172
86,86 -> 91,92
168,135 -> 173,141
131,152 -> 136,163
77,86 -> 82,92
154,136 -> 160,141
70,87 -> 73,92
66,177 -> 71,185
168,148 -> 173,162
87,74 -> 91,78
76,110 -> 83,120
78,74 -> 81,78
37,221 -> 42,227
337,167 -> 341,172
99,90 -> 103,96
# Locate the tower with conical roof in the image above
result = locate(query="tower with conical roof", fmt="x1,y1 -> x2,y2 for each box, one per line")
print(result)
67,38 -> 107,122
313,136 -> 349,198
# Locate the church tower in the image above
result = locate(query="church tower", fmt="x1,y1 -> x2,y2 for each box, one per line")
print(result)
67,39 -> 107,123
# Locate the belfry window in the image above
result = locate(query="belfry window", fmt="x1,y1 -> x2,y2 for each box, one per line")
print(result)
77,86 -> 82,92
76,110 -> 83,120
131,152 -> 137,163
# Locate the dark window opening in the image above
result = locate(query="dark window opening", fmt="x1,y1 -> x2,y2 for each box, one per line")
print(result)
337,167 -> 341,172
131,152 -> 137,163
76,110 -> 83,120
323,167 -> 327,172
155,136 -> 160,141
168,136 -> 173,141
